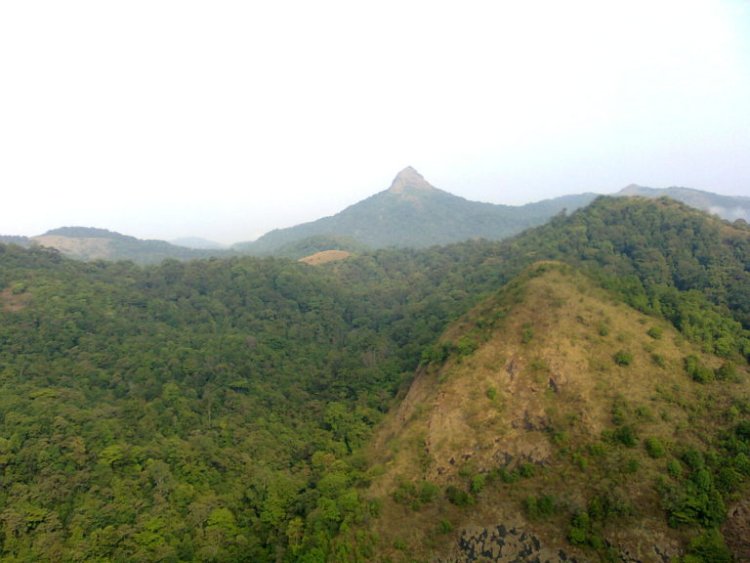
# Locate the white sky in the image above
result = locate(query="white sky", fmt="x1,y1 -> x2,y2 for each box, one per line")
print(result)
1,0 -> 749,244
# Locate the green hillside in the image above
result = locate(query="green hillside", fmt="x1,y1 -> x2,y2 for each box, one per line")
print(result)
0,196 -> 748,561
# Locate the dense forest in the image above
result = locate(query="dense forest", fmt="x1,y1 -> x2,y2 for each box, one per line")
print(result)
0,197 -> 749,561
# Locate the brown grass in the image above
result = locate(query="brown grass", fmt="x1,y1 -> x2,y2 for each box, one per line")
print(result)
357,262 -> 749,561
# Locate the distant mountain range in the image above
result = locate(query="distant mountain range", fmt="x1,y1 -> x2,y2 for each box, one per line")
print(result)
233,167 -> 599,255
2,170 -> 747,263
5,227 -> 232,264
616,184 -> 750,221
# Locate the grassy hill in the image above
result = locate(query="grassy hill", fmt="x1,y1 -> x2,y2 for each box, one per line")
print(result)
360,262 -> 749,561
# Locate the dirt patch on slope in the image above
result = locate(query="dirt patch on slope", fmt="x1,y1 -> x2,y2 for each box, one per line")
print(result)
32,235 -> 113,260
0,287 -> 31,312
298,250 -> 351,265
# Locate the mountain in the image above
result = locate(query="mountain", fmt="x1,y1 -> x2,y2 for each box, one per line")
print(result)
358,262 -> 749,561
617,184 -> 750,222
31,226 -> 232,264
234,167 -> 598,254
1,197 -> 749,561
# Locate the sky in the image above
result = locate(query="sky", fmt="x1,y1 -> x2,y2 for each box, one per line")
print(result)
1,1 -> 749,244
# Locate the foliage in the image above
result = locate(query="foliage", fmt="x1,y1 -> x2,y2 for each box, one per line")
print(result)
0,195 -> 749,560
613,350 -> 633,366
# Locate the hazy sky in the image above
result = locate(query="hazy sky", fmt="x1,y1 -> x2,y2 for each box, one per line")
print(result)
2,1 -> 749,244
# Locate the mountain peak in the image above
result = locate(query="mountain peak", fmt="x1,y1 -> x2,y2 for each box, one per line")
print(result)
618,184 -> 647,195
387,166 -> 435,194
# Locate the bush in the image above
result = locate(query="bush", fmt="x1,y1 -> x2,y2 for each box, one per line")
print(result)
567,511 -> 591,546
437,519 -> 453,534
445,485 -> 473,507
684,355 -> 715,384
647,326 -> 663,339
685,529 -> 732,562
470,474 -> 486,494
715,362 -> 738,381
518,462 -> 536,478
613,350 -> 633,366
521,324 -> 534,343
644,437 -> 666,458
611,425 -> 638,447
651,353 -> 666,367
456,336 -> 478,357
496,467 -> 520,483
667,459 -> 683,478
392,479 -> 439,510
524,494 -> 557,519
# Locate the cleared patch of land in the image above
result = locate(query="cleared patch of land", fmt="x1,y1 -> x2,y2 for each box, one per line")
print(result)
298,249 -> 351,265
0,287 -> 31,312
32,235 -> 113,260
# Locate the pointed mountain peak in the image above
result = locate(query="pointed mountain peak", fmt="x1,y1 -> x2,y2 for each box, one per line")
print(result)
387,166 -> 436,194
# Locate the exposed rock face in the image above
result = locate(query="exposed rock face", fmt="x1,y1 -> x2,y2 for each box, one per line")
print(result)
387,166 -> 436,194
723,500 -> 750,560
444,525 -> 579,562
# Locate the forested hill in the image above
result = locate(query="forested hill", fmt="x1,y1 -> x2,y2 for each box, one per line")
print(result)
0,196 -> 749,560
234,167 -> 598,254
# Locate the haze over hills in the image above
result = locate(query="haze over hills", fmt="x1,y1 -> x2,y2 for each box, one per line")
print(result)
234,167 -> 599,255
2,169 -> 747,264
31,227 -> 232,264
617,184 -> 750,222
170,237 -> 227,250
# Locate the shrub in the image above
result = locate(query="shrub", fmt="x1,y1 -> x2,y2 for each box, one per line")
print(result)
521,324 -> 534,343
651,353 -> 666,367
684,355 -> 715,384
437,519 -> 453,534
456,335 -> 478,357
613,350 -> 633,366
644,437 -> 666,458
647,326 -> 663,340
567,511 -> 591,545
667,459 -> 683,478
682,448 -> 705,471
470,474 -> 486,494
715,362 -> 737,381
445,485 -> 472,507
392,479 -> 438,510
524,494 -> 557,519
685,529 -> 732,562
497,467 -> 519,483
612,425 -> 638,447
518,462 -> 536,478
